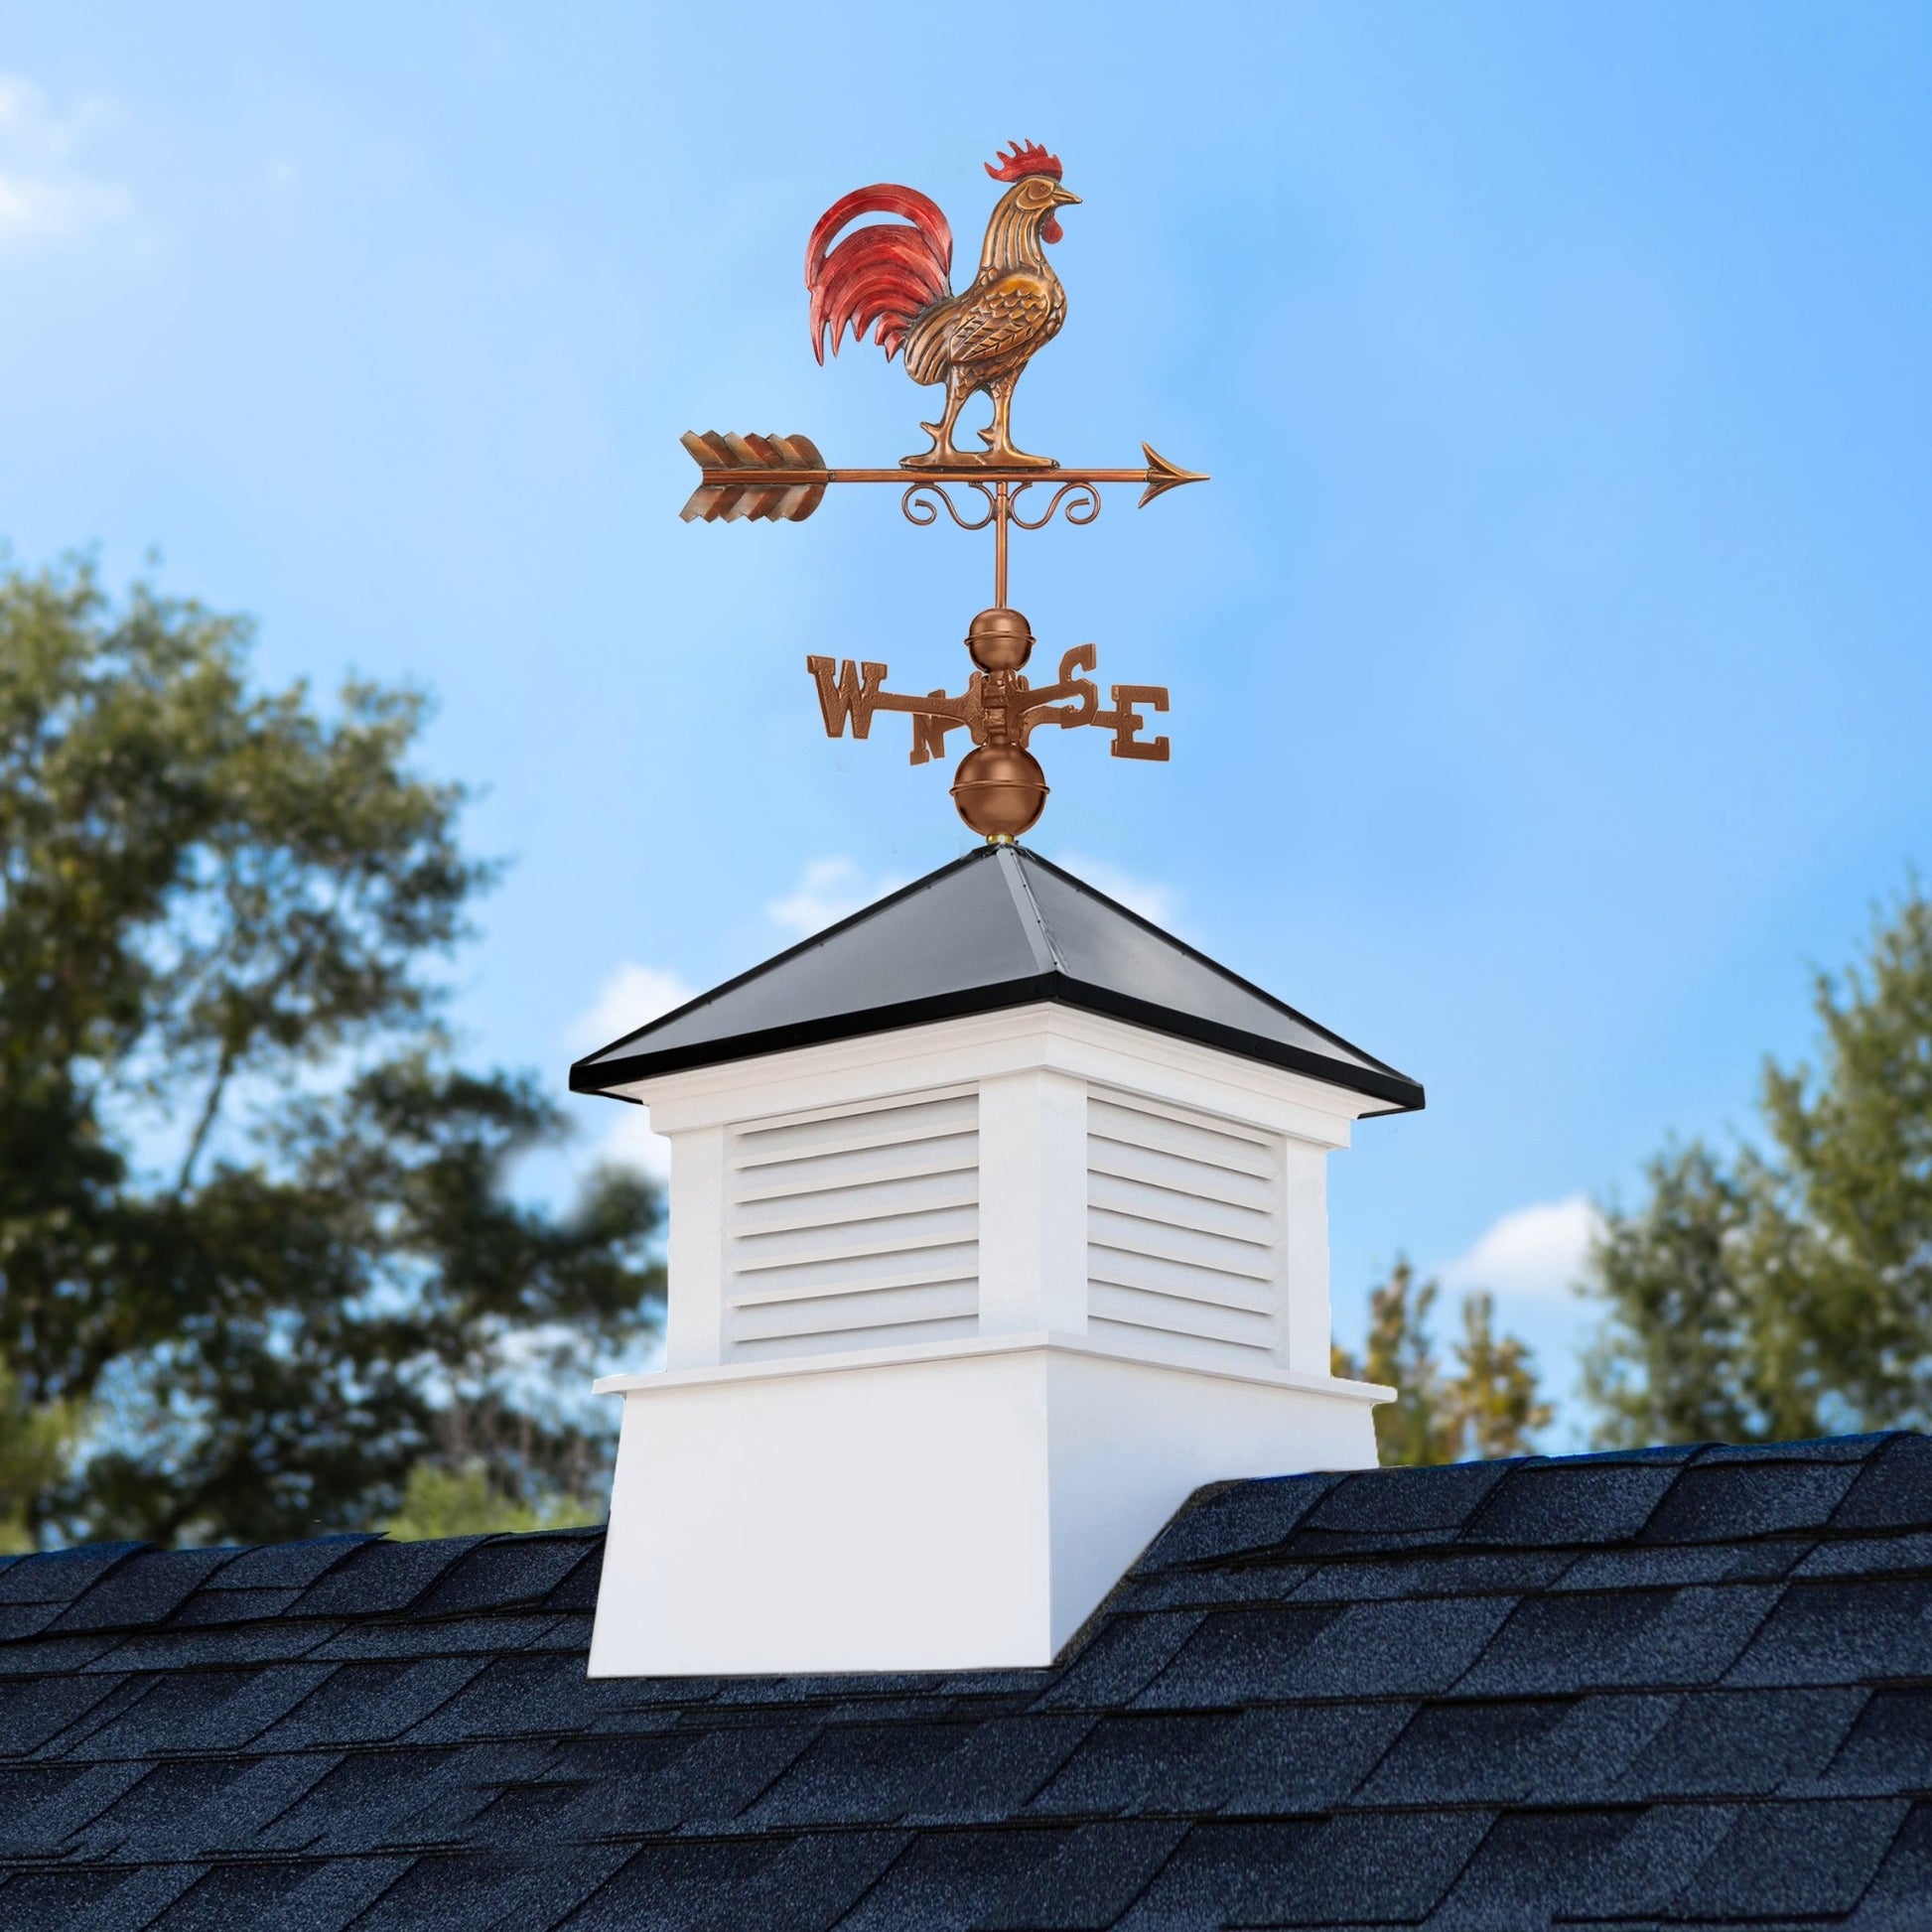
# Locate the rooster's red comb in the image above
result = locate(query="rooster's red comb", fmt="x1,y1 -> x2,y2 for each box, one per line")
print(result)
985,140 -> 1062,184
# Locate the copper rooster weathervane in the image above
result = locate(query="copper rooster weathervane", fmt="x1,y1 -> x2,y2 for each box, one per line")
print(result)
680,140 -> 1207,842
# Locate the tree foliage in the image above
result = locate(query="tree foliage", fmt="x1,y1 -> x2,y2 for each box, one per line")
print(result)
1333,1259 -> 1552,1465
1587,882 -> 1932,1445
0,1363 -> 76,1553
382,1460 -> 593,1542
0,559 -> 662,1544
1451,1288 -> 1554,1459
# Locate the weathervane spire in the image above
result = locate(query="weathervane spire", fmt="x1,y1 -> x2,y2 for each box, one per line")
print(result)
682,143 -> 1207,841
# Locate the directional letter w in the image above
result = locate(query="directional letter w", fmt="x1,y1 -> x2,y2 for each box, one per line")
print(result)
806,656 -> 888,740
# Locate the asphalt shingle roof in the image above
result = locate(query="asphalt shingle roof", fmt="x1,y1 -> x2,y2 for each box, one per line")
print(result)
3,1435 -> 1931,1928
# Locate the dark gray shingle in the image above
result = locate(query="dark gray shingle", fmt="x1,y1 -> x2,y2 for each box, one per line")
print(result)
0,1434 -> 1924,1930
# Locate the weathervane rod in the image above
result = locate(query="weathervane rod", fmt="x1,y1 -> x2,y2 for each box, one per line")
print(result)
994,483 -> 1009,609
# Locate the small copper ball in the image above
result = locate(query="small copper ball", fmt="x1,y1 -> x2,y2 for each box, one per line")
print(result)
966,607 -> 1035,673
951,745 -> 1048,841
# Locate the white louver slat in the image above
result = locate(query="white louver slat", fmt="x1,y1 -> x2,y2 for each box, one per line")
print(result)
725,1092 -> 980,1360
1086,1091 -> 1285,1369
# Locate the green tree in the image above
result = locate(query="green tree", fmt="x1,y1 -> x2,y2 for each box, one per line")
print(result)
1450,1288 -> 1555,1459
0,558 -> 662,1544
1334,1259 -> 1552,1464
0,1363 -> 78,1553
382,1463 -> 592,1542
382,1391 -> 606,1539
1587,881 -> 1932,1445
1334,1259 -> 1449,1464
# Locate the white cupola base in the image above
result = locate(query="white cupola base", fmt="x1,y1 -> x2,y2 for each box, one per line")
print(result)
592,1331 -> 1378,1677
571,848 -> 1421,1677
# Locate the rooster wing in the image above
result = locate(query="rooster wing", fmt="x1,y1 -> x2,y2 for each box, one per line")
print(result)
942,272 -> 1056,373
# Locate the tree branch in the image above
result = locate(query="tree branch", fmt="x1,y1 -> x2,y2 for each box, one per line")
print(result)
174,1034 -> 241,1197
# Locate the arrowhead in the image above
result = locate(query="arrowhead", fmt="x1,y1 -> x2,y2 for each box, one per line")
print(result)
1138,443 -> 1209,508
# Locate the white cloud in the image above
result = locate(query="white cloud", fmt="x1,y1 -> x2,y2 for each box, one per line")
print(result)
0,73 -> 130,249
1440,1194 -> 1601,1302
567,962 -> 697,1182
592,1099 -> 674,1183
762,852 -> 1176,942
1053,853 -> 1178,927
569,960 -> 696,1054
763,857 -> 904,939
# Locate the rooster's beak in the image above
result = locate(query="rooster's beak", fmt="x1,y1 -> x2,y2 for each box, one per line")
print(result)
1050,187 -> 1081,207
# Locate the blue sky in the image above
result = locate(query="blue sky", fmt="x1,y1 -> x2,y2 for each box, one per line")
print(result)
3,4 -> 1929,1439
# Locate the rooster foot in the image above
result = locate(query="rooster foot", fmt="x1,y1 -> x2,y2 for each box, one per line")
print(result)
975,426 -> 1056,469
900,421 -> 970,470
900,449 -> 1054,471
899,426 -> 1059,471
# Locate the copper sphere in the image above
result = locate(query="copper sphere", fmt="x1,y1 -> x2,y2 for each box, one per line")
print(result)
965,607 -> 1035,673
951,745 -> 1047,841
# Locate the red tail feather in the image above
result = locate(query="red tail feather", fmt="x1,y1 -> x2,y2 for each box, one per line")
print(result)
805,183 -> 952,364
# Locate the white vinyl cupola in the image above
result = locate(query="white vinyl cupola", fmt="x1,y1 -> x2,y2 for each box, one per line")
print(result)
571,845 -> 1422,1676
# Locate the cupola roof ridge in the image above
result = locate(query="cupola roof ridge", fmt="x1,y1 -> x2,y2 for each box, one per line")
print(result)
571,842 -> 1424,1110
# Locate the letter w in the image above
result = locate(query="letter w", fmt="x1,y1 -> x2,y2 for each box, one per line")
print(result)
806,656 -> 888,739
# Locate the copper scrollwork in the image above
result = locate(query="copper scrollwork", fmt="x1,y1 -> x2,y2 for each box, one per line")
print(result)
1006,481 -> 1101,531
899,483 -> 1000,532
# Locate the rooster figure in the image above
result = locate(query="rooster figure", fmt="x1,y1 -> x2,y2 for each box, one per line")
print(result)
806,141 -> 1081,470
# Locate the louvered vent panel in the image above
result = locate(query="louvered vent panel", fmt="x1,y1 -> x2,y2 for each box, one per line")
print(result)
726,1092 -> 979,1360
1086,1092 -> 1283,1369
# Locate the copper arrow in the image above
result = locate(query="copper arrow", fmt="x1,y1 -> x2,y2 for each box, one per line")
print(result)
679,432 -> 1208,523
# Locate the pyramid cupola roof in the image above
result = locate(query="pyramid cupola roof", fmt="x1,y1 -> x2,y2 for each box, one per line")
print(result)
571,843 -> 1423,1113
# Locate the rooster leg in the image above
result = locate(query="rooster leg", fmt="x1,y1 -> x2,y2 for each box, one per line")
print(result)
907,370 -> 976,468
978,373 -> 1054,469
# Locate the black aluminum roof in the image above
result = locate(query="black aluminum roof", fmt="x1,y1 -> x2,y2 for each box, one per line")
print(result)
571,844 -> 1425,1113
2,1436 -> 1930,1928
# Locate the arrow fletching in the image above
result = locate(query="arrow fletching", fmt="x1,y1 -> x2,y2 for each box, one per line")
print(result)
680,431 -> 829,523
